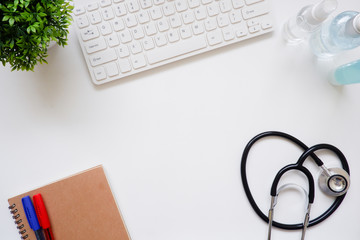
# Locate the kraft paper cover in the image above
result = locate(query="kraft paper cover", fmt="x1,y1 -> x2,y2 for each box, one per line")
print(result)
8,165 -> 130,240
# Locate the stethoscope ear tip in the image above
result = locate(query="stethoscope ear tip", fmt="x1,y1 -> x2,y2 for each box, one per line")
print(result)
318,167 -> 350,197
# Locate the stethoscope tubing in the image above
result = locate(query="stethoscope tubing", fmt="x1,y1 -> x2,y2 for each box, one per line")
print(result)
241,131 -> 350,230
270,164 -> 315,203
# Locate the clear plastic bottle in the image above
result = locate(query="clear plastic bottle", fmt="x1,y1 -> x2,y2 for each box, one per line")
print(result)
283,0 -> 338,44
310,11 -> 360,57
331,59 -> 360,85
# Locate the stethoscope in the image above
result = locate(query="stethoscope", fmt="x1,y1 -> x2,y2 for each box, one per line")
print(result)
240,131 -> 350,240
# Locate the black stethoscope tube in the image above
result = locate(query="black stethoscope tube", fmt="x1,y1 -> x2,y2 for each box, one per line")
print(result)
241,131 -> 350,230
270,164 -> 315,203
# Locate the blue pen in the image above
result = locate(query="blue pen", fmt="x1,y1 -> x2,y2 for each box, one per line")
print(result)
22,196 -> 45,240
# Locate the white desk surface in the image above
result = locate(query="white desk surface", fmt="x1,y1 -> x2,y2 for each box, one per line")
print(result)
1,0 -> 360,239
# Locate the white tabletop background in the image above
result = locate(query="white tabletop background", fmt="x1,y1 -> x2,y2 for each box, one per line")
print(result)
1,0 -> 360,239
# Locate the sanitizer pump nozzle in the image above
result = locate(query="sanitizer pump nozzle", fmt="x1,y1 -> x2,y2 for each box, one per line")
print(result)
283,0 -> 338,44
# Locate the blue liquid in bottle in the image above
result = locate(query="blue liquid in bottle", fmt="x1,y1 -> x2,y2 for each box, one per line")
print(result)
332,59 -> 360,85
310,11 -> 360,57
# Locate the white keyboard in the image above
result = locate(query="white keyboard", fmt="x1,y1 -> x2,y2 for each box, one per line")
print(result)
73,0 -> 274,85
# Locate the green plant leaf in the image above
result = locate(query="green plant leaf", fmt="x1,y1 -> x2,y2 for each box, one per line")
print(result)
2,15 -> 10,21
1,0 -> 74,71
20,12 -> 28,18
9,18 -> 15,26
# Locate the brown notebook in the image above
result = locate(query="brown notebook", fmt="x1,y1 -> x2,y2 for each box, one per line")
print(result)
8,165 -> 130,240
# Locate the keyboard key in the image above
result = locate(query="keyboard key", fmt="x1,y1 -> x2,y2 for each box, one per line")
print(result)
235,23 -> 248,37
94,66 -> 107,80
74,6 -> 86,16
207,3 -> 219,16
247,19 -> 259,27
89,49 -> 118,66
131,55 -> 147,69
202,0 -> 213,4
188,0 -> 200,9
112,19 -> 125,31
100,0 -> 112,7
182,12 -> 195,24
222,26 -> 235,40
180,26 -> 192,39
124,15 -> 137,27
118,45 -> 130,57
194,7 -> 207,20
229,10 -> 242,23
242,1 -> 269,19
76,16 -> 89,28
132,26 -> 145,39
143,37 -> 155,50
207,29 -> 222,45
163,3 -> 176,16
129,41 -> 142,54
261,15 -> 273,29
85,38 -> 107,53
217,14 -> 230,27
192,22 -> 204,35
114,3 -> 127,16
127,0 -> 140,13
167,29 -> 180,42
106,33 -> 120,47
153,0 -> 165,5
262,21 -> 272,29
139,0 -> 152,9
118,59 -> 132,72
155,34 -> 168,46
146,35 -> 207,64
219,0 -> 232,12
150,7 -> 163,19
245,0 -> 263,5
204,18 -> 217,31
169,15 -> 182,28
89,11 -> 102,24
175,0 -> 188,12
248,24 -> 260,33
101,7 -> 114,20
145,22 -> 157,35
232,0 -> 244,8
81,26 -> 100,41
87,3 -> 99,11
105,62 -> 119,76
99,21 -> 112,35
138,11 -> 150,24
157,19 -> 170,32
119,30 -> 132,43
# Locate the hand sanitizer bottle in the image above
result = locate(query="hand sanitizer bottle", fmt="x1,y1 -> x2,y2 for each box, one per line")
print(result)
310,11 -> 360,57
331,59 -> 360,85
283,0 -> 338,44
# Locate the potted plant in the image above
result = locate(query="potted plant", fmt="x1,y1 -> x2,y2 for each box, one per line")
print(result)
0,0 -> 73,71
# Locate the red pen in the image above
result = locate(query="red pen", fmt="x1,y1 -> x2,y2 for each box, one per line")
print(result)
33,194 -> 54,240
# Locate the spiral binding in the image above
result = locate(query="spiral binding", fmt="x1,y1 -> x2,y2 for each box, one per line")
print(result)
8,203 -> 29,239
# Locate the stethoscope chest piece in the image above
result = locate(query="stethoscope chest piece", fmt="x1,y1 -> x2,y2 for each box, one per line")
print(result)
318,167 -> 350,197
